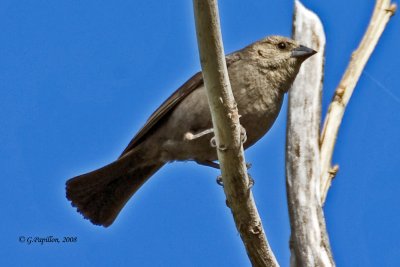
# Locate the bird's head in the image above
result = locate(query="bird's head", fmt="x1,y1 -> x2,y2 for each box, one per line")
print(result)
241,35 -> 317,92
252,35 -> 316,65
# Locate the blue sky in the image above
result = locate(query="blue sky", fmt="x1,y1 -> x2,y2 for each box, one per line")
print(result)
1,0 -> 399,266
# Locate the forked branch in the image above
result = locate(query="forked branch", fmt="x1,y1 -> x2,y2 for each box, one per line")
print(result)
320,0 -> 396,203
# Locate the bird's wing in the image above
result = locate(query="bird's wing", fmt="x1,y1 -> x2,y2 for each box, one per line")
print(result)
119,56 -> 240,158
119,71 -> 203,157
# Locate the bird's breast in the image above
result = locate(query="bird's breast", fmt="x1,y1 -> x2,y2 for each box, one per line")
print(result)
229,62 -> 285,148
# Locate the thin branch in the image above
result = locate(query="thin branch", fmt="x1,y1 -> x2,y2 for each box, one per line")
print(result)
192,0 -> 278,266
320,0 -> 396,203
286,1 -> 334,266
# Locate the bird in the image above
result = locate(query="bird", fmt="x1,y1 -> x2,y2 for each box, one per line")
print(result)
66,35 -> 316,227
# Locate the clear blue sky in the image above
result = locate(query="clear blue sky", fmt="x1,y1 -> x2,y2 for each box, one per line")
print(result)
1,0 -> 399,266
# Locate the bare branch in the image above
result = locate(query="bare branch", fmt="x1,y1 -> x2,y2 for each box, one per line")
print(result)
320,0 -> 397,203
287,1 -> 334,266
192,0 -> 278,266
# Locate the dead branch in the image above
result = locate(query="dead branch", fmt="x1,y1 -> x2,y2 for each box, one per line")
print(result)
286,1 -> 334,266
320,0 -> 396,203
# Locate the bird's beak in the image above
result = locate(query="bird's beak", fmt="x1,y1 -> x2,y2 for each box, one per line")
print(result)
291,45 -> 317,59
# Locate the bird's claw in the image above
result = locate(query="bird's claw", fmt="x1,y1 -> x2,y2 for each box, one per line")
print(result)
210,125 -> 246,148
240,125 -> 247,144
248,173 -> 255,189
217,173 -> 253,189
216,175 -> 224,187
210,136 -> 217,148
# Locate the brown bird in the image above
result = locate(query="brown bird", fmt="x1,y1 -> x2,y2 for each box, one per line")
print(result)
66,35 -> 316,227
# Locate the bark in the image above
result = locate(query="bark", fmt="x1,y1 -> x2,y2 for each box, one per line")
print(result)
286,1 -> 334,266
287,0 -> 396,266
192,0 -> 278,266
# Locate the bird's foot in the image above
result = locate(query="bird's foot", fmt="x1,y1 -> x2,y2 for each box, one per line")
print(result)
248,173 -> 255,189
240,125 -> 247,144
206,125 -> 246,148
216,172 -> 253,189
216,175 -> 224,187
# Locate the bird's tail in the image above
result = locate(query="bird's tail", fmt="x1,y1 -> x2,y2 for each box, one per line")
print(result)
66,152 -> 164,227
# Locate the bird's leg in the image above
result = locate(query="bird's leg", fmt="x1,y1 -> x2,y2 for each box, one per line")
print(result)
184,128 -> 214,141
188,125 -> 251,186
194,160 -> 224,186
239,125 -> 253,170
195,159 -> 251,170
183,128 -> 219,150
195,160 -> 220,169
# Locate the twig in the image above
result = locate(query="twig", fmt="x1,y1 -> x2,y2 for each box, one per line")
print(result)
286,1 -> 334,266
320,0 -> 397,204
192,0 -> 279,266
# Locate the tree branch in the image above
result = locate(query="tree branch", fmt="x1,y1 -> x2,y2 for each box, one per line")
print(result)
192,0 -> 278,266
286,1 -> 334,266
320,0 -> 397,203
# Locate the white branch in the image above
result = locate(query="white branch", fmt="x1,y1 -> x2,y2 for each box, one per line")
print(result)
192,0 -> 278,266
286,1 -> 334,266
320,0 -> 397,203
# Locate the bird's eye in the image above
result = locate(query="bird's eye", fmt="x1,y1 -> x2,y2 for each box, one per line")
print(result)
277,42 -> 287,50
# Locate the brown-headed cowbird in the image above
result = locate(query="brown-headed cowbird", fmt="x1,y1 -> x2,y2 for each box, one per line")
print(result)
66,36 -> 316,227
